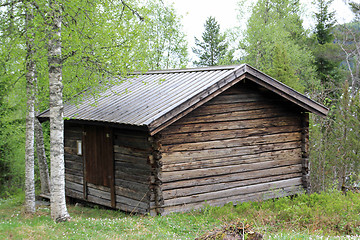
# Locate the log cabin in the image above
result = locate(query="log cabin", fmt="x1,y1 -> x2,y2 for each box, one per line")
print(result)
38,64 -> 328,215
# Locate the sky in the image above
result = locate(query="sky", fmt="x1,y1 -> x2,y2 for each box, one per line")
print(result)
163,0 -> 358,63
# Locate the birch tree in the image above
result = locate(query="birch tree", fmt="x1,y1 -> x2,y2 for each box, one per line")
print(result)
24,0 -> 36,214
46,0 -> 70,222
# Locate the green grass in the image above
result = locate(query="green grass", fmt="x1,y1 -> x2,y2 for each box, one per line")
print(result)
1,191 -> 360,239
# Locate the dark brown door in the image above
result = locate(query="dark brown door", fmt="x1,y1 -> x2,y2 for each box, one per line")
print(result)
84,126 -> 114,188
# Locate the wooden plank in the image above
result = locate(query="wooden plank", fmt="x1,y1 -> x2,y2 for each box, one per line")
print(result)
162,115 -> 300,135
188,100 -> 284,117
65,168 -> 83,177
115,179 -> 149,193
161,158 -> 301,182
172,107 -> 294,126
113,134 -> 151,150
115,185 -> 150,203
161,185 -> 303,215
116,195 -> 149,210
162,148 -> 302,172
87,186 -> 111,200
87,195 -> 112,208
205,93 -> 270,105
114,145 -> 150,157
162,178 -> 302,207
115,160 -> 151,171
162,141 -> 301,164
65,180 -> 83,193
162,132 -> 301,152
66,188 -> 84,200
65,173 -> 83,184
114,152 -> 149,165
64,153 -> 83,163
87,183 -> 111,192
163,170 -> 302,200
115,169 -> 150,183
161,125 -> 301,145
116,202 -> 148,214
162,163 -> 302,191
65,159 -> 83,171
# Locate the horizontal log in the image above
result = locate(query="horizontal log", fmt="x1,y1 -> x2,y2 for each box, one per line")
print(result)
162,148 -> 302,172
116,202 -> 148,214
163,170 -> 302,200
161,185 -> 303,215
116,195 -> 149,210
206,93 -> 270,105
115,179 -> 149,193
65,168 -> 83,177
64,129 -> 83,140
64,153 -> 83,163
66,188 -> 84,200
162,141 -> 301,164
189,100 -> 284,117
87,183 -> 110,192
87,195 -> 112,208
114,145 -> 150,157
65,173 -> 83,184
87,186 -> 111,200
161,158 -> 301,182
161,125 -> 301,145
114,152 -> 148,165
172,107 -> 294,126
66,180 -> 83,193
115,160 -> 151,171
115,169 -> 150,184
64,138 -> 77,149
113,135 -> 151,150
64,147 -> 78,155
115,185 -> 150,203
163,178 -> 302,207
162,163 -> 302,191
65,159 -> 83,172
162,132 -> 301,152
162,115 -> 300,135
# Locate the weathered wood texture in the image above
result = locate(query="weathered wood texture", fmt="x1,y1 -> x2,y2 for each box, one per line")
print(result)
64,125 -> 152,214
113,129 -> 152,214
158,81 -> 304,214
64,125 -> 84,201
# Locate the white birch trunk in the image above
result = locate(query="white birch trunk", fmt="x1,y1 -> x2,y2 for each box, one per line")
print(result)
34,117 -> 51,195
48,0 -> 70,222
24,2 -> 36,214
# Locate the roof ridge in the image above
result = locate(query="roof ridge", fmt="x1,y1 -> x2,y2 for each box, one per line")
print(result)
131,64 -> 243,75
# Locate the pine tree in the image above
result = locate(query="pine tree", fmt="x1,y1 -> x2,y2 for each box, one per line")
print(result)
192,16 -> 230,66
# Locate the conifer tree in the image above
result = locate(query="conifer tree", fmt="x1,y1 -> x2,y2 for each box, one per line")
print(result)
313,0 -> 341,87
192,16 -> 230,66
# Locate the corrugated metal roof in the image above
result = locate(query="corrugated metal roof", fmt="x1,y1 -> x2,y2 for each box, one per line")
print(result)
38,64 -> 328,133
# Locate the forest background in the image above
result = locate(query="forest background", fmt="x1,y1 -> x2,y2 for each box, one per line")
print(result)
0,0 -> 359,213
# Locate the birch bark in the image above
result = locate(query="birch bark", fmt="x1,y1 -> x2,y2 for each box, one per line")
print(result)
24,1 -> 36,214
34,117 -> 51,195
48,0 -> 70,222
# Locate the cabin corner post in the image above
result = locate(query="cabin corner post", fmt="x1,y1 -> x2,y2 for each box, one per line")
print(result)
149,134 -> 164,216
301,112 -> 310,193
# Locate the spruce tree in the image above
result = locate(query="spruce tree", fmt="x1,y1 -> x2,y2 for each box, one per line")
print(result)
313,0 -> 340,86
192,16 -> 230,66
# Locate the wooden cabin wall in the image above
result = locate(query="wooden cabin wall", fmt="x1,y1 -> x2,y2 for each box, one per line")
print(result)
113,129 -> 152,214
158,81 -> 305,215
64,124 -> 85,201
64,124 -> 152,214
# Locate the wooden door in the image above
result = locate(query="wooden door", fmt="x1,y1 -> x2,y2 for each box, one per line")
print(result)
84,126 -> 115,206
